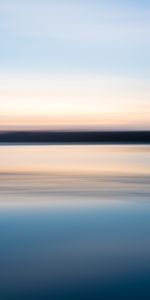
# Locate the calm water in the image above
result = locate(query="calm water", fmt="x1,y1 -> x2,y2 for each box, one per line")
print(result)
0,146 -> 150,299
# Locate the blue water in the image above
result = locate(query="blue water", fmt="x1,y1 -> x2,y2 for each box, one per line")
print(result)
0,146 -> 150,299
0,202 -> 150,299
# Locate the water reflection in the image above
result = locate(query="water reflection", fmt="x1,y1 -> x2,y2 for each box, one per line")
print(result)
0,145 -> 150,175
0,146 -> 150,299
1,202 -> 150,299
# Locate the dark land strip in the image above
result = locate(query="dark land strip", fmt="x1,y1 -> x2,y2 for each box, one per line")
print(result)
0,131 -> 150,144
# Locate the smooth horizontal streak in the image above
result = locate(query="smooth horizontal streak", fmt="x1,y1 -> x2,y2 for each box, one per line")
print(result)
0,131 -> 150,145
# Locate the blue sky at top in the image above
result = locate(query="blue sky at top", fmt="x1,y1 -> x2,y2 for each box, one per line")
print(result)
0,0 -> 150,76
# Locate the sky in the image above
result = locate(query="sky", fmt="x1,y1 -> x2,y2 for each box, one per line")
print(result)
0,0 -> 150,131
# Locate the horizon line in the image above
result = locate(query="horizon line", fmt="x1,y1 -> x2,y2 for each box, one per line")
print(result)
0,130 -> 150,145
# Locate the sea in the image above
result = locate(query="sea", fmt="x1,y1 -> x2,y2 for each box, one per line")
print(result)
0,145 -> 150,299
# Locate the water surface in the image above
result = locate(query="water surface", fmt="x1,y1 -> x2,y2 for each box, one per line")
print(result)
0,146 -> 150,299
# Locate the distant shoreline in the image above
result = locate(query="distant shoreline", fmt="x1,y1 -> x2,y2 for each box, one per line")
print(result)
0,131 -> 150,145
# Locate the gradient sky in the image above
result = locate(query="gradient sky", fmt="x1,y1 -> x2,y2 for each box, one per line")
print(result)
0,0 -> 150,130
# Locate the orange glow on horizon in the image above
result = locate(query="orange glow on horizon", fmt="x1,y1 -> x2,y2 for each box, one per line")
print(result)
0,74 -> 149,131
